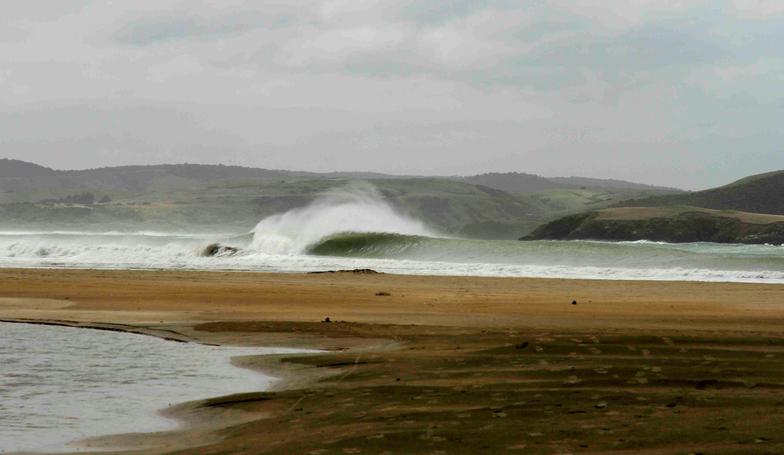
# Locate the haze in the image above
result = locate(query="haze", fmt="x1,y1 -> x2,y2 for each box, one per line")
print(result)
2,1 -> 782,190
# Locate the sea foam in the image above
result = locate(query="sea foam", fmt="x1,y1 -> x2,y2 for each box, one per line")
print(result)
250,181 -> 434,255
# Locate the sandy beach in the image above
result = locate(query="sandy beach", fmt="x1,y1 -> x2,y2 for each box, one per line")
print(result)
2,268 -> 783,454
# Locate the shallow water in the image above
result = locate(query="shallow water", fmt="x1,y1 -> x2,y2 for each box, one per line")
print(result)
0,323 -> 312,453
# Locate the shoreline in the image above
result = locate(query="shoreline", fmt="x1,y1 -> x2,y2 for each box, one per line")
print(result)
2,268 -> 784,454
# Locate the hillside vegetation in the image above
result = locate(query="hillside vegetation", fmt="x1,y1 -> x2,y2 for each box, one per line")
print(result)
622,170 -> 784,215
0,159 -> 679,238
460,172 -> 677,195
0,159 -> 57,178
523,206 -> 784,244
523,169 -> 784,244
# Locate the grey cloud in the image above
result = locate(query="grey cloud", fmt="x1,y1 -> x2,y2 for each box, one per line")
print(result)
1,1 -> 783,189
399,0 -> 497,25
112,14 -> 267,46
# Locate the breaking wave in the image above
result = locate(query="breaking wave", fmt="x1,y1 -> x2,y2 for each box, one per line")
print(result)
306,232 -> 426,256
249,181 -> 435,255
305,231 -> 784,272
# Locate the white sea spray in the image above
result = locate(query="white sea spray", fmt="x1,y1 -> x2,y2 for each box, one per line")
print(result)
250,181 -> 435,255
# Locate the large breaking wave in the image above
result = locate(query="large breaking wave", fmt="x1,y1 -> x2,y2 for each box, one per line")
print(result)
249,181 -> 435,255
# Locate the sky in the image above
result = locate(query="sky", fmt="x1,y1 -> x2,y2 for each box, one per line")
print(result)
1,1 -> 782,190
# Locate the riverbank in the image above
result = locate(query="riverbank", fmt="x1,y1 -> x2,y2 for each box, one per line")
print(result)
2,268 -> 784,454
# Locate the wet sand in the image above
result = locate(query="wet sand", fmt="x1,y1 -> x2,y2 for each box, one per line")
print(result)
1,268 -> 783,454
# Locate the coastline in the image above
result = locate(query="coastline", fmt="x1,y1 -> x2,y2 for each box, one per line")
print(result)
2,268 -> 784,454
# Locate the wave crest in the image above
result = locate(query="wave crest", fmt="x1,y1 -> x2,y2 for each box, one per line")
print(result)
307,232 -> 427,257
249,182 -> 435,255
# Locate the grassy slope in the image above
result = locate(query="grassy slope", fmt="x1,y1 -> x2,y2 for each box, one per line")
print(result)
524,206 -> 784,244
0,161 -> 681,239
0,177 -> 549,238
460,172 -> 562,194
0,159 -> 57,178
622,170 -> 784,215
523,170 -> 784,243
596,206 -> 784,224
519,188 -> 672,215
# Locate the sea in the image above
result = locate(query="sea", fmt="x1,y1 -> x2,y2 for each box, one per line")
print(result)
0,229 -> 782,284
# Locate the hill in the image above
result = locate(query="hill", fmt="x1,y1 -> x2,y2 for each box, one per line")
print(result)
0,160 -> 545,237
460,173 -> 680,195
0,159 -> 57,178
523,206 -> 784,244
460,172 -> 562,194
549,176 -> 680,192
0,159 -> 681,238
621,170 -> 784,215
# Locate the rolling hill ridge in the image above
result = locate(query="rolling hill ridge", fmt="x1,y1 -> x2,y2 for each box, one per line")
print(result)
0,159 -> 680,238
621,170 -> 784,215
523,170 -> 784,244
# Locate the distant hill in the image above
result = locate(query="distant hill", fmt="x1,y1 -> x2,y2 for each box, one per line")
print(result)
0,162 -> 317,194
0,159 -> 678,196
523,206 -> 784,244
523,169 -> 784,244
549,176 -> 680,192
460,172 -> 562,194
459,172 -> 680,195
622,170 -> 784,215
0,159 -> 685,238
0,159 -> 548,237
0,159 -> 57,178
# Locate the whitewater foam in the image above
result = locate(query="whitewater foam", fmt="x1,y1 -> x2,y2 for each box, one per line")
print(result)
0,229 -> 782,283
249,182 -> 435,255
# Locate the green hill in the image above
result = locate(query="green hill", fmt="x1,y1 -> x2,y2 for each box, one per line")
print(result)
549,176 -> 680,192
0,159 -> 680,238
0,173 -> 545,238
460,172 -> 562,194
523,206 -> 784,244
0,159 -> 57,178
461,172 -> 679,195
622,170 -> 784,215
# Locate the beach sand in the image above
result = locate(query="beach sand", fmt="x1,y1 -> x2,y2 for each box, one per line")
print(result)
1,268 -> 783,454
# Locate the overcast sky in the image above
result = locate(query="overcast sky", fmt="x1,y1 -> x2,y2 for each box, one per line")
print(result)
1,1 -> 782,189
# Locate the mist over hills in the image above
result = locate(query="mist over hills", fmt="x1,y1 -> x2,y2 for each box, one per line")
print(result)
0,158 -> 681,238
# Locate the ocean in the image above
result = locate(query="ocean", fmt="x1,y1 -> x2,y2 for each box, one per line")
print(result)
0,229 -> 782,284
